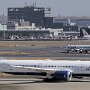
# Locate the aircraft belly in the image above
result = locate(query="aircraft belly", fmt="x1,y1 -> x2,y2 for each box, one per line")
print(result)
3,72 -> 46,75
72,73 -> 90,77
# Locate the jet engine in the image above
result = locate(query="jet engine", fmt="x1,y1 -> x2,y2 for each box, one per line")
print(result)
79,49 -> 83,53
54,71 -> 72,81
71,49 -> 76,52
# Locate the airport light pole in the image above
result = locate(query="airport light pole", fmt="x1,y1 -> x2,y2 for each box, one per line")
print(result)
3,14 -> 5,40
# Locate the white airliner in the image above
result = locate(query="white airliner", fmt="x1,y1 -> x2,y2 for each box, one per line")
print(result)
0,57 -> 90,82
82,29 -> 90,39
63,45 -> 90,53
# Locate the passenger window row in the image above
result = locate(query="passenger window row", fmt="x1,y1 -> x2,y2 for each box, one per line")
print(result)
17,65 -> 83,68
86,69 -> 90,71
18,65 -> 38,67
46,66 -> 79,68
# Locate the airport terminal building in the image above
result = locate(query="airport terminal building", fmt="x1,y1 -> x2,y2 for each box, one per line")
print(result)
0,5 -> 83,40
8,5 -> 78,31
8,5 -> 51,28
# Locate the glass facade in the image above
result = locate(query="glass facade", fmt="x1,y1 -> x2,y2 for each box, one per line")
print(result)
8,6 -> 45,27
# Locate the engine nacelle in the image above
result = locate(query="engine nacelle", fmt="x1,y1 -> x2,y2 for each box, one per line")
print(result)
54,71 -> 72,81
79,49 -> 83,53
71,49 -> 75,52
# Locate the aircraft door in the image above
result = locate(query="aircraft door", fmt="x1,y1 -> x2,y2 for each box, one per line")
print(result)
76,65 -> 85,72
80,64 -> 86,72
38,63 -> 42,68
2,63 -> 7,70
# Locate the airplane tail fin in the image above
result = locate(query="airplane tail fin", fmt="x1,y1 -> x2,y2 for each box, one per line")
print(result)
82,29 -> 89,36
0,56 -> 5,60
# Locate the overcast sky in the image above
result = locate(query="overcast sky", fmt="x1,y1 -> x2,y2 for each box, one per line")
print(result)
1,0 -> 90,16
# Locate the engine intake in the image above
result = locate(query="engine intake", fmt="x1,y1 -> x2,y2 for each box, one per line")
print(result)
54,71 -> 72,81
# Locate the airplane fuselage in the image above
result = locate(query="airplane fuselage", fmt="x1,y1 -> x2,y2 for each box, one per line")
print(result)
0,60 -> 90,77
63,45 -> 90,53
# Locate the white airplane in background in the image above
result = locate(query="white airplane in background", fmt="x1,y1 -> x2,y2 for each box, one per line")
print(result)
82,29 -> 90,39
63,45 -> 90,53
0,57 -> 90,82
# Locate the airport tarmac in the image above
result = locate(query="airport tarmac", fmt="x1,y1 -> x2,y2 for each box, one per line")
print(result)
0,76 -> 90,90
0,40 -> 90,90
0,40 -> 90,47
0,43 -> 90,60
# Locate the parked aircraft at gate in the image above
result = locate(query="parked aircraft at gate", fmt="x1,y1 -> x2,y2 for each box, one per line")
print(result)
82,29 -> 90,39
0,57 -> 90,82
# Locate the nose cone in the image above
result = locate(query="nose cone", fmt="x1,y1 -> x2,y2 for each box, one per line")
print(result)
62,47 -> 66,51
0,57 -> 5,60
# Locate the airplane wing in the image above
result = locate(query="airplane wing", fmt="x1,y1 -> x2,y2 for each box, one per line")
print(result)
10,65 -> 73,74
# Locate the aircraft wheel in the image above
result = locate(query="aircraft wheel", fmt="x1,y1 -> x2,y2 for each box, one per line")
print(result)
67,51 -> 69,53
43,78 -> 52,82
